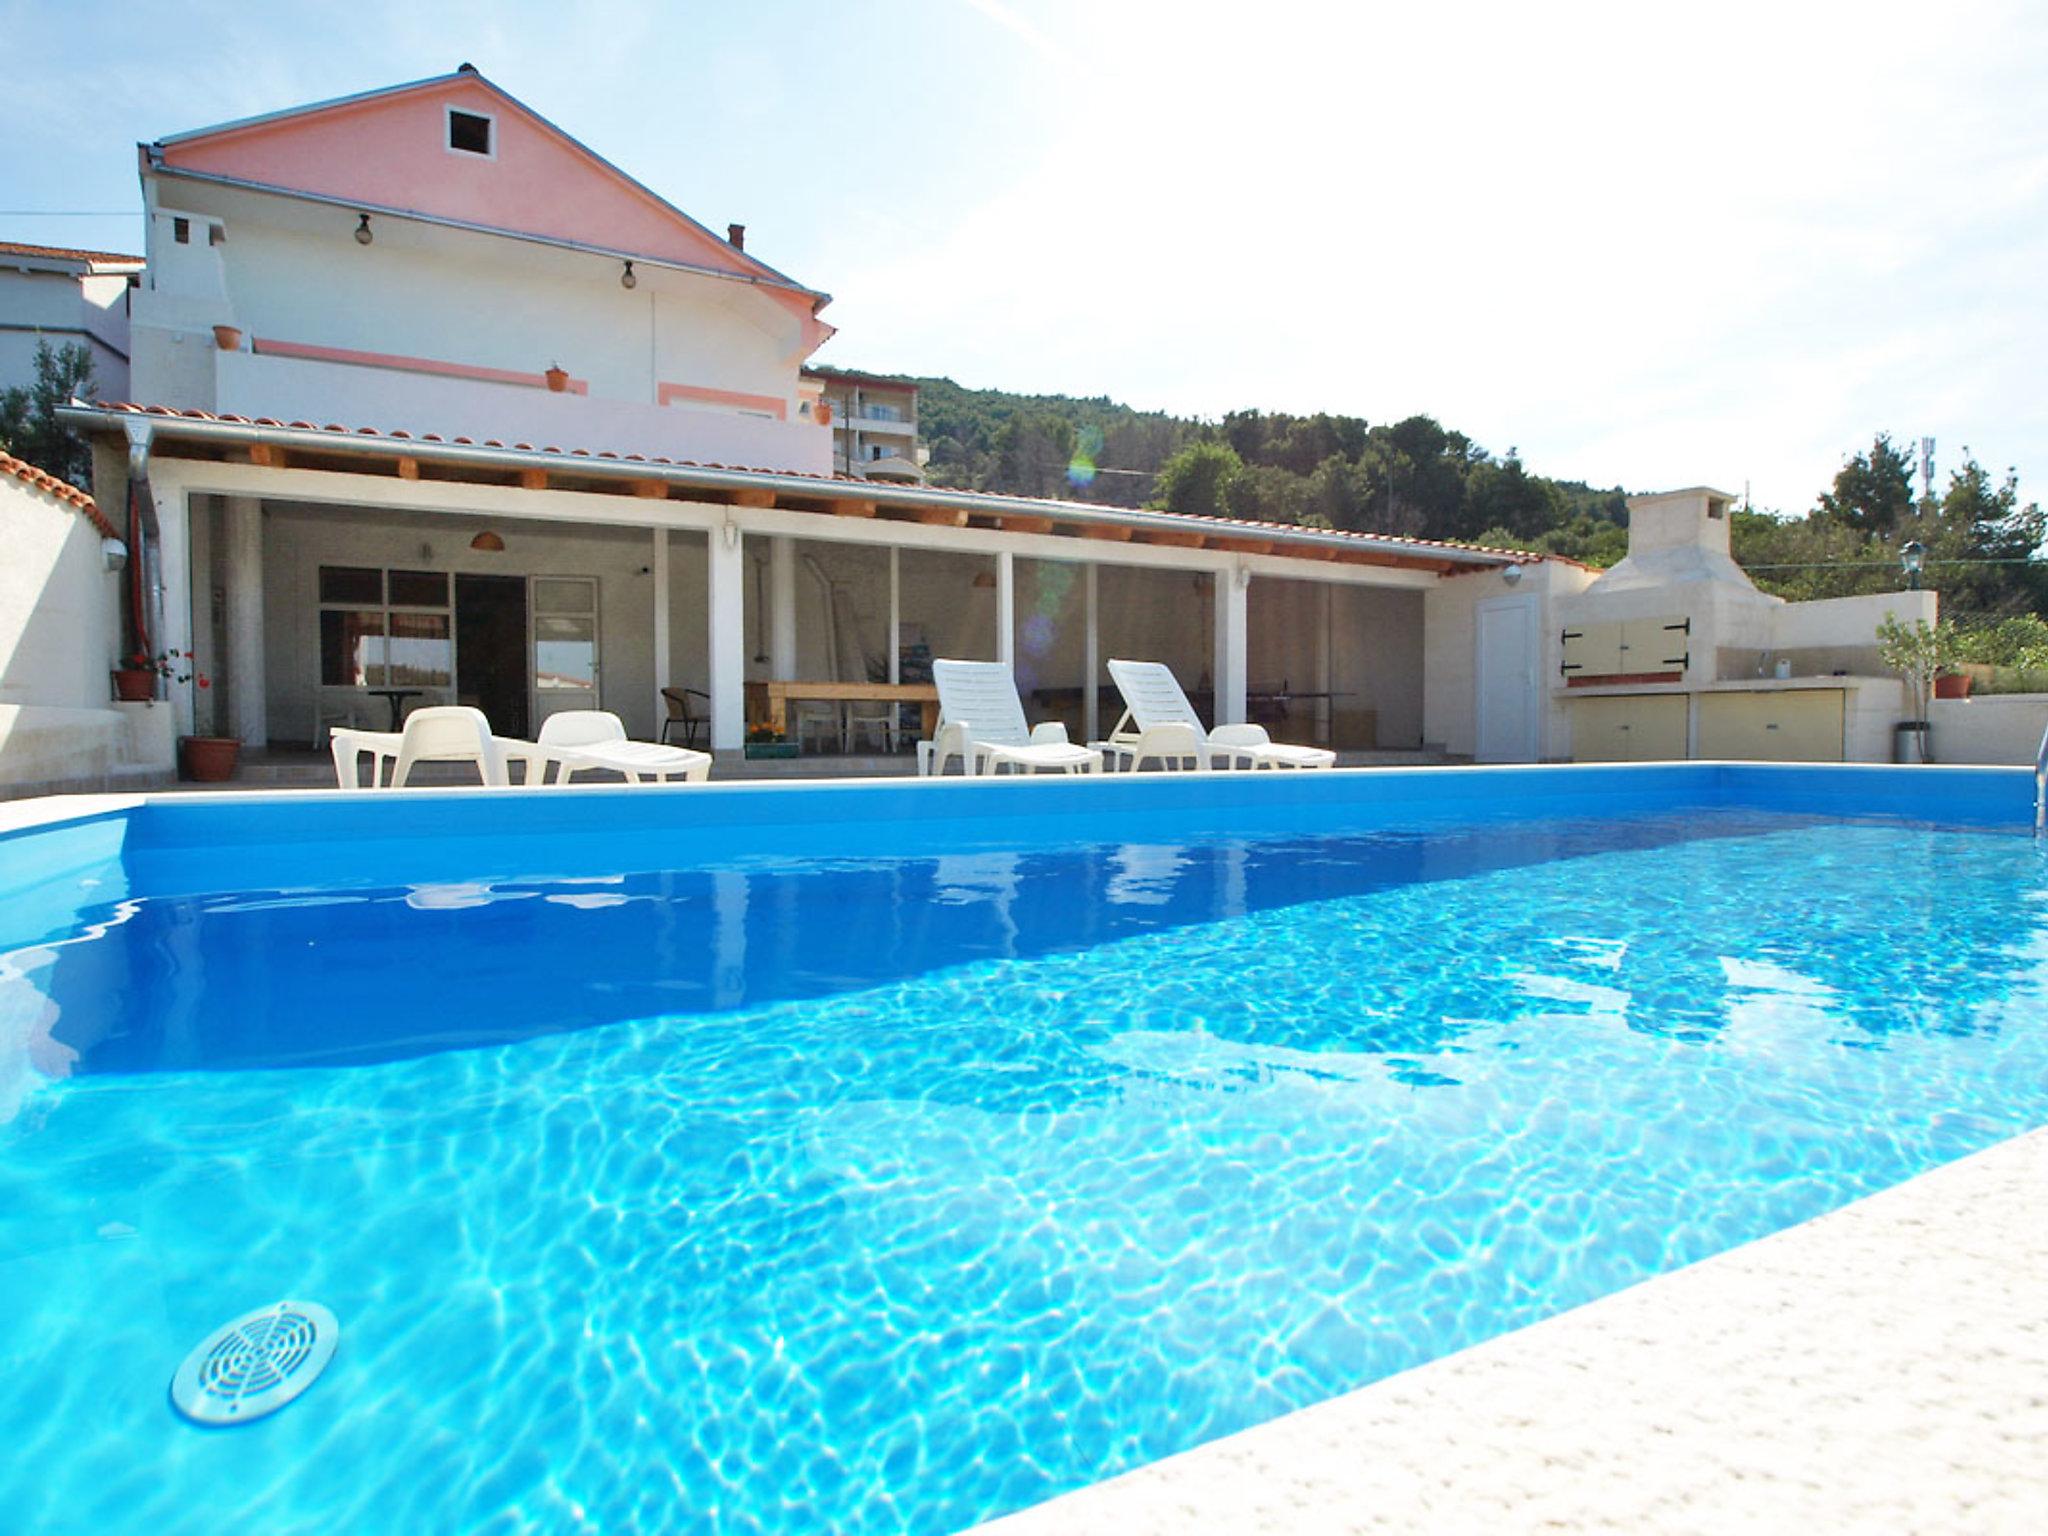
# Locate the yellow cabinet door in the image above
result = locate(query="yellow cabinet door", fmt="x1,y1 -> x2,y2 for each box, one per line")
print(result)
1696,690 -> 1844,762
1570,694 -> 1689,761
1619,616 -> 1692,676
1559,621 -> 1625,680
1561,616 -> 1690,680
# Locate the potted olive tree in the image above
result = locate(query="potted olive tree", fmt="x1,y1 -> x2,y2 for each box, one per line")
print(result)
1877,614 -> 1959,764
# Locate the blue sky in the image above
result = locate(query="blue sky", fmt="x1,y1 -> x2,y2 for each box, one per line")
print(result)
4,0 -> 2044,513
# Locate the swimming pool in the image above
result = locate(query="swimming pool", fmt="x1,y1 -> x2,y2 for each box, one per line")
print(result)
1,765 -> 2042,1534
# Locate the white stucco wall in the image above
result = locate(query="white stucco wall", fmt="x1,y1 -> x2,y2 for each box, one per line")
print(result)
0,470 -> 170,792
0,267 -> 131,402
1928,694 -> 2048,766
0,474 -> 121,712
133,199 -> 825,470
1425,561 -> 1591,760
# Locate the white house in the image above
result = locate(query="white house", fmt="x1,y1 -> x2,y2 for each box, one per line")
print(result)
55,66 -> 1563,771
803,367 -> 926,483
0,241 -> 142,402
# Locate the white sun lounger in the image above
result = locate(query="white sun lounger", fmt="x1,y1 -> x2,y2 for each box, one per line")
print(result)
1097,658 -> 1336,771
924,660 -> 1103,776
536,710 -> 712,784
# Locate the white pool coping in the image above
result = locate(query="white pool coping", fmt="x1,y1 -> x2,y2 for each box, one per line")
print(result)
969,1126 -> 2048,1535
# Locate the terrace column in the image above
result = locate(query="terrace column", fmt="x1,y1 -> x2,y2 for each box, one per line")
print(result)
996,550 -> 1015,665
154,481 -> 195,739
708,522 -> 746,753
651,527 -> 671,730
769,535 -> 797,676
1213,565 -> 1248,726
1083,562 -> 1100,743
223,496 -> 266,746
887,548 -> 901,684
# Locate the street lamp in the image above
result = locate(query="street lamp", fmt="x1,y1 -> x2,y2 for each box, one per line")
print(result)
1900,540 -> 1927,590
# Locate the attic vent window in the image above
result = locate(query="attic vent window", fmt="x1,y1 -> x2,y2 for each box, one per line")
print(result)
448,109 -> 494,157
172,217 -> 190,244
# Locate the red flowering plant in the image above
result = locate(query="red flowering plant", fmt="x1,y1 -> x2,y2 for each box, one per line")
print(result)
122,648 -> 210,688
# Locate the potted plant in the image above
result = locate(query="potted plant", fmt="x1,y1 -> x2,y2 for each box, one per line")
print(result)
114,647 -> 200,703
1876,614 -> 1960,764
1932,670 -> 1973,700
544,362 -> 570,393
744,724 -> 798,760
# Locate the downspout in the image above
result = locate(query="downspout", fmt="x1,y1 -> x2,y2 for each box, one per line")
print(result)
122,416 -> 162,690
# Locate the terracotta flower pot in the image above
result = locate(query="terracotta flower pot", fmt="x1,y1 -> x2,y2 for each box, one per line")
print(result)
113,668 -> 156,702
544,366 -> 570,393
179,735 -> 242,782
212,325 -> 244,352
1933,673 -> 1972,700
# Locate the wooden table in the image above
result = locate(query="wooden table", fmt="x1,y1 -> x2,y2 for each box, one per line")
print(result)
747,680 -> 940,737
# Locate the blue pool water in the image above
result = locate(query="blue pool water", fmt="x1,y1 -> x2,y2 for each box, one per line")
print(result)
2,793 -> 2045,1534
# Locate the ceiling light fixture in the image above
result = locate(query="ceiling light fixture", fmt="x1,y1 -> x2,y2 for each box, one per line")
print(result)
620,260 -> 637,290
354,213 -> 373,246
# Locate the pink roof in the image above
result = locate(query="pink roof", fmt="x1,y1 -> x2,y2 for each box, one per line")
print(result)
152,68 -> 830,351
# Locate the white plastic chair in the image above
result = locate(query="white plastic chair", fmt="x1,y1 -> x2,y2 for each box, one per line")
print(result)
926,660 -> 1102,776
536,710 -> 712,784
391,705 -> 517,787
330,726 -> 401,788
1098,659 -> 1336,771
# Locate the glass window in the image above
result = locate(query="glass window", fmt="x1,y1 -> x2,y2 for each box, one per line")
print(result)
534,617 -> 596,690
318,566 -> 451,688
320,610 -> 387,686
385,613 -> 453,687
532,578 -> 592,615
319,567 -> 382,604
388,570 -> 448,607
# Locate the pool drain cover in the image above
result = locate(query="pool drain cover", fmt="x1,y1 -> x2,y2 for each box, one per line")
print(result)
170,1301 -> 339,1425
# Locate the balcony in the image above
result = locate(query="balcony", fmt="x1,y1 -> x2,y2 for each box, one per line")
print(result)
840,411 -> 917,436
214,348 -> 832,475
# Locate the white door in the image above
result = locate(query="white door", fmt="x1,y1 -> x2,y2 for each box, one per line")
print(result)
531,576 -> 600,728
1475,594 -> 1541,762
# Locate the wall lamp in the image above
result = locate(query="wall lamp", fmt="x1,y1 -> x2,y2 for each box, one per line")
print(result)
620,260 -> 637,290
470,530 -> 505,552
1502,562 -> 1525,587
354,213 -> 374,246
1900,539 -> 1927,590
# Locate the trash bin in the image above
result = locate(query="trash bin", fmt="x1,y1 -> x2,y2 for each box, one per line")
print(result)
1893,720 -> 1930,764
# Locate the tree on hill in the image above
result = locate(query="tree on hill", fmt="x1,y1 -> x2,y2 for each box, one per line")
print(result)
0,340 -> 97,488
1149,440 -> 1242,520
1815,432 -> 1915,533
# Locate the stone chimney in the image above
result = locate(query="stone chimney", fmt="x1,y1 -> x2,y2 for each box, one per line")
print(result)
1588,487 -> 1760,595
727,223 -> 746,251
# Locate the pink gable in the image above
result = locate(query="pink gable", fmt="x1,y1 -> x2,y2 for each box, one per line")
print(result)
160,75 -> 783,289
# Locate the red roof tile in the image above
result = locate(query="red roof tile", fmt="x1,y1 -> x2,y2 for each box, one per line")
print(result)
0,451 -> 117,538
81,401 -> 1545,564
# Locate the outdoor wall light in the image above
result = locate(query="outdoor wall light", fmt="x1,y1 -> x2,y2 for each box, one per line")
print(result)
354,214 -> 374,246
469,530 -> 505,552
101,537 -> 128,573
1900,539 -> 1927,590
620,260 -> 637,290
1502,562 -> 1524,587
